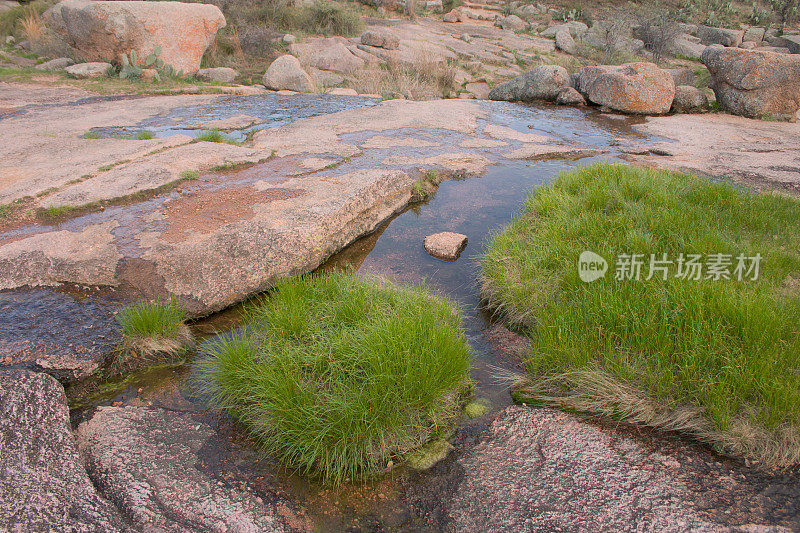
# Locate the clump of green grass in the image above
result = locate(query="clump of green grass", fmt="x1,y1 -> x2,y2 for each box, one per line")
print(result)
83,130 -> 102,139
195,129 -> 239,144
36,204 -> 76,222
197,271 -> 471,484
481,163 -> 800,466
180,169 -> 200,180
113,300 -> 194,375
132,130 -> 155,140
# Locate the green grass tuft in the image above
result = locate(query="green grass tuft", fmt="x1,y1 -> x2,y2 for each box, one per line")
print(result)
133,130 -> 155,140
195,129 -> 239,144
113,300 -> 194,376
481,163 -> 800,465
116,300 -> 186,338
180,169 -> 200,181
196,271 -> 472,484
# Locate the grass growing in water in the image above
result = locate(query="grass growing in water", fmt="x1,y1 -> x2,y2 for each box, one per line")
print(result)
197,272 -> 472,484
481,163 -> 800,465
196,129 -> 239,144
113,300 -> 194,375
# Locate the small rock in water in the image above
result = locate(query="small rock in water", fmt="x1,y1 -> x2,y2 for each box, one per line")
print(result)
424,232 -> 468,261
405,438 -> 454,470
464,398 -> 491,418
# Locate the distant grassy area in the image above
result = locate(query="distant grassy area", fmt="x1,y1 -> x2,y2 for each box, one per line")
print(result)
481,164 -> 800,465
197,272 -> 472,484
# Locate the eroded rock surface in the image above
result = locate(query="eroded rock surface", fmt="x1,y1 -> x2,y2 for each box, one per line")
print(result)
702,46 -> 800,119
77,405 -> 294,532
629,113 -> 800,194
404,405 -> 800,531
0,370 -> 126,531
578,62 -> 675,115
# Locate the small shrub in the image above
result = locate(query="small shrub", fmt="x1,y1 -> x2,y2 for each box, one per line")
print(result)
83,130 -> 102,139
300,0 -> 364,36
114,300 -> 194,375
749,2 -> 771,24
0,0 -> 50,38
180,169 -> 200,180
635,7 -> 682,65
197,272 -> 472,484
348,54 -> 457,99
772,0 -> 799,28
18,7 -> 43,42
133,130 -> 155,140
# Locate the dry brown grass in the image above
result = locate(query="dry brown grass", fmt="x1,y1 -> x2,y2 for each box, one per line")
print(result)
19,8 -> 43,42
509,369 -> 800,467
110,324 -> 195,376
347,52 -> 458,99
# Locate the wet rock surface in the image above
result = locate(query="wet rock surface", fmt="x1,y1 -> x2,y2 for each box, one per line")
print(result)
402,405 -> 800,531
77,405 -> 298,532
0,370 -> 127,531
0,287 -> 121,382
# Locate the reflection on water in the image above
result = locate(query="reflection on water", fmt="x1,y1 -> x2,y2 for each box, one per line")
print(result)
6,97 -> 653,530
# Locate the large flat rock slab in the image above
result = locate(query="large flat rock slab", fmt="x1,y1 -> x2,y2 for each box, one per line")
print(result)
629,113 -> 800,194
77,405 -> 293,532
0,370 -> 127,531
1,90 -> 616,320
404,405 -> 799,531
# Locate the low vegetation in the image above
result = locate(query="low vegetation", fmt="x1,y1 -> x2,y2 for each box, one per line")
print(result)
113,300 -> 195,375
348,54 -> 458,99
204,0 -> 364,79
195,128 -> 240,144
481,163 -> 800,465
197,271 -> 472,484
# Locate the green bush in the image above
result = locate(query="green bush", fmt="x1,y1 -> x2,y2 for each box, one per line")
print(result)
197,272 -> 471,484
481,163 -> 800,465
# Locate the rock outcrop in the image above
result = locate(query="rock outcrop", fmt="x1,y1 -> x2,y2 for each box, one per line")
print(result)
196,66 -> 238,83
496,14 -> 528,31
555,29 -> 576,54
76,405 -> 292,532
488,65 -> 571,102
289,38 -> 364,74
262,54 -> 315,92
0,370 -> 126,531
46,0 -> 226,75
702,46 -> 800,119
697,25 -> 744,47
578,62 -> 675,115
360,30 -> 400,50
65,61 -> 111,78
671,85 -> 708,113
410,405 -> 794,531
